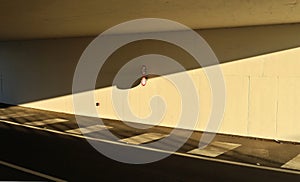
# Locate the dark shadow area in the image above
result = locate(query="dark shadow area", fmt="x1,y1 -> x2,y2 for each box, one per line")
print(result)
97,40 -> 200,89
0,103 -> 14,108
1,23 -> 300,104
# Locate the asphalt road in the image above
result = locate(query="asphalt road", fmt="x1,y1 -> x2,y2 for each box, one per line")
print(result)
0,121 -> 299,182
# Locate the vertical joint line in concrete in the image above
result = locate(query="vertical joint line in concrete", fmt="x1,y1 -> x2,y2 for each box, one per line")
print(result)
247,75 -> 251,135
261,58 -> 265,77
275,76 -> 279,139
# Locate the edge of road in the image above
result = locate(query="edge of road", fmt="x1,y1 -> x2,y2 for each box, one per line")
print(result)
1,118 -> 299,176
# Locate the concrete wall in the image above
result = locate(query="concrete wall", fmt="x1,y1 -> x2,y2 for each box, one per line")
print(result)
1,23 -> 300,142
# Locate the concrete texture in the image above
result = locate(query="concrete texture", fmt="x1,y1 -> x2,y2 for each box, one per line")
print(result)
1,1 -> 300,40
1,24 -> 300,142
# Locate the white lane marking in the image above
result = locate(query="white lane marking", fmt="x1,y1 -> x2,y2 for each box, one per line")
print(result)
66,125 -> 112,135
0,113 -> 34,119
0,119 -> 299,175
187,141 -> 241,157
281,154 -> 300,170
23,118 -> 68,126
119,133 -> 168,145
0,160 -> 66,182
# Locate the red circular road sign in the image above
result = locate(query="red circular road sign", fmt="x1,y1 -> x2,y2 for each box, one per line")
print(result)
141,76 -> 147,86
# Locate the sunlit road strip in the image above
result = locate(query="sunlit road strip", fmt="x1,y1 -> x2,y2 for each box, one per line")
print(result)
0,160 -> 66,182
0,119 -> 300,175
66,125 -> 112,135
188,141 -> 241,157
120,133 -> 169,145
282,154 -> 300,170
23,118 -> 68,126
0,113 -> 35,119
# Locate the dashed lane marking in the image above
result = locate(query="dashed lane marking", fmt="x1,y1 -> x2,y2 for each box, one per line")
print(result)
187,141 -> 241,157
119,133 -> 168,145
23,118 -> 68,126
66,125 -> 112,135
0,113 -> 35,119
0,160 -> 66,182
281,154 -> 300,171
0,119 -> 300,175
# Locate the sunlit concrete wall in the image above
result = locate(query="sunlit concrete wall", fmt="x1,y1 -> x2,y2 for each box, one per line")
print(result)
0,24 -> 300,142
221,49 -> 300,141
94,48 -> 300,142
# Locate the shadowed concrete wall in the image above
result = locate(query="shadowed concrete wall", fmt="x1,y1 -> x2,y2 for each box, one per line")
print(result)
0,24 -> 300,142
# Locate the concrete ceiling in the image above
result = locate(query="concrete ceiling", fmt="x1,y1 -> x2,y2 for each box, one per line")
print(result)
1,0 -> 300,40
